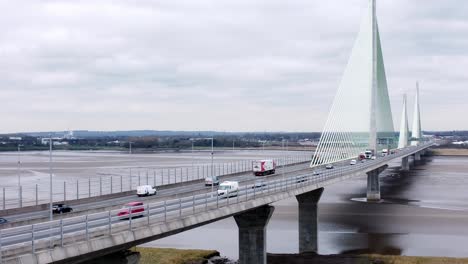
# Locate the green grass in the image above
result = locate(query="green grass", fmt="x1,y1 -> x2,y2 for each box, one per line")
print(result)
136,247 -> 219,264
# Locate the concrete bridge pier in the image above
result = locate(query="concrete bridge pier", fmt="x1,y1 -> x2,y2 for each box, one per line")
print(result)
296,187 -> 324,254
234,205 -> 275,264
366,165 -> 388,201
401,156 -> 410,171
414,152 -> 421,161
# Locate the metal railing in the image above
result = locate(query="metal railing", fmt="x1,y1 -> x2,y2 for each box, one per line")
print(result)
0,153 -> 312,210
0,143 -> 432,261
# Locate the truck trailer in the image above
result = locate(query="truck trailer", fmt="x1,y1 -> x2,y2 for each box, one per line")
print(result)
252,160 -> 276,176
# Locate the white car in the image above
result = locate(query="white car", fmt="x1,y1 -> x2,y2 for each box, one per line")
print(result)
371,156 -> 376,160
350,160 -> 357,165
326,164 -> 334,169
217,181 -> 239,197
136,185 -> 157,197
205,176 -> 220,186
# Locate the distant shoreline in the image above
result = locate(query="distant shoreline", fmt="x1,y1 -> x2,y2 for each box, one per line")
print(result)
268,253 -> 468,264
0,146 -> 315,153
132,248 -> 468,264
431,148 -> 468,156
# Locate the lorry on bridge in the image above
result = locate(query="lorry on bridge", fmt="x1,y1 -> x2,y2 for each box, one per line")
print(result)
252,159 -> 276,176
381,149 -> 389,156
365,150 -> 374,159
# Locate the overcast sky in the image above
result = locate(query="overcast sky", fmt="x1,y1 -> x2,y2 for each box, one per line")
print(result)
0,0 -> 466,133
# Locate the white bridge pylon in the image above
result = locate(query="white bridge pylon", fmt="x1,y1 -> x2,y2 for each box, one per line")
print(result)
311,0 -> 395,167
411,82 -> 422,146
398,94 -> 410,149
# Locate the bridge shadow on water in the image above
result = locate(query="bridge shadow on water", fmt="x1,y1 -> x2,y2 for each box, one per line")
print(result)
317,156 -> 434,257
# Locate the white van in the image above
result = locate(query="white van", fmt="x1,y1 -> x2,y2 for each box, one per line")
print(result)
205,176 -> 220,186
217,181 -> 239,197
136,185 -> 157,197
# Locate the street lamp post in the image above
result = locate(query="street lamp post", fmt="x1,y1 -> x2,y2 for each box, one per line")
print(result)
49,137 -> 53,222
191,139 -> 195,170
282,139 -> 285,182
190,137 -> 215,195
129,142 -> 132,154
17,144 -> 22,187
210,138 -> 214,195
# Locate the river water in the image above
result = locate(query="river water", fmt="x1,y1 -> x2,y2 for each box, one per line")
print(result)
143,156 -> 468,259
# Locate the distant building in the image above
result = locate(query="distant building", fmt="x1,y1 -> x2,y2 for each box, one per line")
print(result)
298,139 -> 319,146
9,137 -> 22,141
64,130 -> 75,139
53,141 -> 69,146
107,140 -> 120,145
41,137 -> 64,145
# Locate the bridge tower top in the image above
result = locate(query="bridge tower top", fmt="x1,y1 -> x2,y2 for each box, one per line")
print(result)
411,82 -> 422,144
398,94 -> 409,149
311,0 -> 394,167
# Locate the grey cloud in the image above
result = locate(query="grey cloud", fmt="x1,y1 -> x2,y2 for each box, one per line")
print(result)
0,0 -> 467,132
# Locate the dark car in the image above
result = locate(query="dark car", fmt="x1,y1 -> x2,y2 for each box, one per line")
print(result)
251,180 -> 267,189
0,218 -> 7,224
52,204 -> 73,214
296,175 -> 308,183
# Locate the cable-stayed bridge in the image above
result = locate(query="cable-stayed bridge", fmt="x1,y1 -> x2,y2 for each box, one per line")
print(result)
0,1 -> 434,264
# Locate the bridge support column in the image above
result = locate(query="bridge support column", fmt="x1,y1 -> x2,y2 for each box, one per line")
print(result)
366,165 -> 388,201
414,152 -> 421,161
402,156 -> 410,171
234,205 -> 274,264
296,187 -> 323,254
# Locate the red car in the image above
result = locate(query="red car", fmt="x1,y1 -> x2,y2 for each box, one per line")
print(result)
118,202 -> 145,219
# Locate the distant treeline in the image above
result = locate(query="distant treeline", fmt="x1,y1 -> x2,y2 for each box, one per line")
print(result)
0,132 -> 321,152
426,131 -> 468,137
0,129 -> 465,152
20,130 -> 321,139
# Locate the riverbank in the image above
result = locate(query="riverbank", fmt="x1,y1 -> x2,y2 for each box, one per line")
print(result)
431,148 -> 468,156
134,247 -> 468,264
136,247 -> 222,264
268,253 -> 468,264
